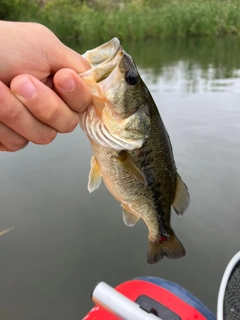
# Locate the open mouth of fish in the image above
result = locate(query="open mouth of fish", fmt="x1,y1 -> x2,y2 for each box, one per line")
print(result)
82,37 -> 121,84
79,38 -> 151,151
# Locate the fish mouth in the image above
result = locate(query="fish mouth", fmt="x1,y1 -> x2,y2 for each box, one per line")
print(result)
83,38 -> 120,68
81,38 -> 124,84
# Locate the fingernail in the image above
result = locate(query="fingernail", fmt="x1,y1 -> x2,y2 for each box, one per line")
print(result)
16,77 -> 36,99
58,75 -> 76,91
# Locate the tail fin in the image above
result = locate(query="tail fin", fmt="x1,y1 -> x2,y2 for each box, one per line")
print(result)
147,233 -> 185,264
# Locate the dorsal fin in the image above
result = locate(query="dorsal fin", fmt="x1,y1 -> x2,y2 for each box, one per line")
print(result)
172,172 -> 190,215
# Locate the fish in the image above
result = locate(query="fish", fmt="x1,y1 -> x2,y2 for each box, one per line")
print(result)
79,38 -> 190,264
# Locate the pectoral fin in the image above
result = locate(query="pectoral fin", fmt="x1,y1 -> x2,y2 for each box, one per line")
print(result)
117,151 -> 147,185
88,156 -> 102,193
122,206 -> 140,227
172,172 -> 190,215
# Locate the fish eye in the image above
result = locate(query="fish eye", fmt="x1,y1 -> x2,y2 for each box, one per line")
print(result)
125,70 -> 139,86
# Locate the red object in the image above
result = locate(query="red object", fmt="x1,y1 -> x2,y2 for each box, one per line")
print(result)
83,279 -> 208,320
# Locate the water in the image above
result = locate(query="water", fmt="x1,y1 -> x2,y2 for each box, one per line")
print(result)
1,37 -> 240,319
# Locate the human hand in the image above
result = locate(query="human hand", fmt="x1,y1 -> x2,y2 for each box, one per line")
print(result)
0,21 -> 91,152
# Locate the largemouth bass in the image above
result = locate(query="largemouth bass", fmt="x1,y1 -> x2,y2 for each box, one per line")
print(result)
79,38 -> 190,264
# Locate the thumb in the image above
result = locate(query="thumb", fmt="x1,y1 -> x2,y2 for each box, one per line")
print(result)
0,22 -> 90,84
44,33 -> 91,74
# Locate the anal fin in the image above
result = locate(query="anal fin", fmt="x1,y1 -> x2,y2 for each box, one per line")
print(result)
88,156 -> 102,193
172,172 -> 190,215
122,206 -> 140,227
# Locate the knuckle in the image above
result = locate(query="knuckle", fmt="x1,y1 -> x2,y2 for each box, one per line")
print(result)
34,129 -> 57,145
0,84 -> 24,122
0,144 -> 8,152
9,140 -> 28,152
1,138 -> 28,152
32,23 -> 49,36
59,117 -> 78,133
6,106 -> 24,122
0,83 -> 9,103
42,104 -> 59,122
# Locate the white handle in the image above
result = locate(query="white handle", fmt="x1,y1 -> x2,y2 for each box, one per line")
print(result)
92,281 -> 161,320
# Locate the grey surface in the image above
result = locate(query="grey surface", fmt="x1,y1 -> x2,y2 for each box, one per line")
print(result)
0,37 -> 240,319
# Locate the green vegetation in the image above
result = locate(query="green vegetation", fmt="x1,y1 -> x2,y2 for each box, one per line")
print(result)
72,35 -> 240,80
2,0 -> 240,43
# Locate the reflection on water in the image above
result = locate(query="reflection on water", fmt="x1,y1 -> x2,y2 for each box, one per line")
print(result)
124,37 -> 240,93
139,63 -> 240,93
79,36 -> 240,93
0,37 -> 240,320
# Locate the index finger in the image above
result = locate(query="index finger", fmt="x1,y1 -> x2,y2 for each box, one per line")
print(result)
53,68 -> 92,114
